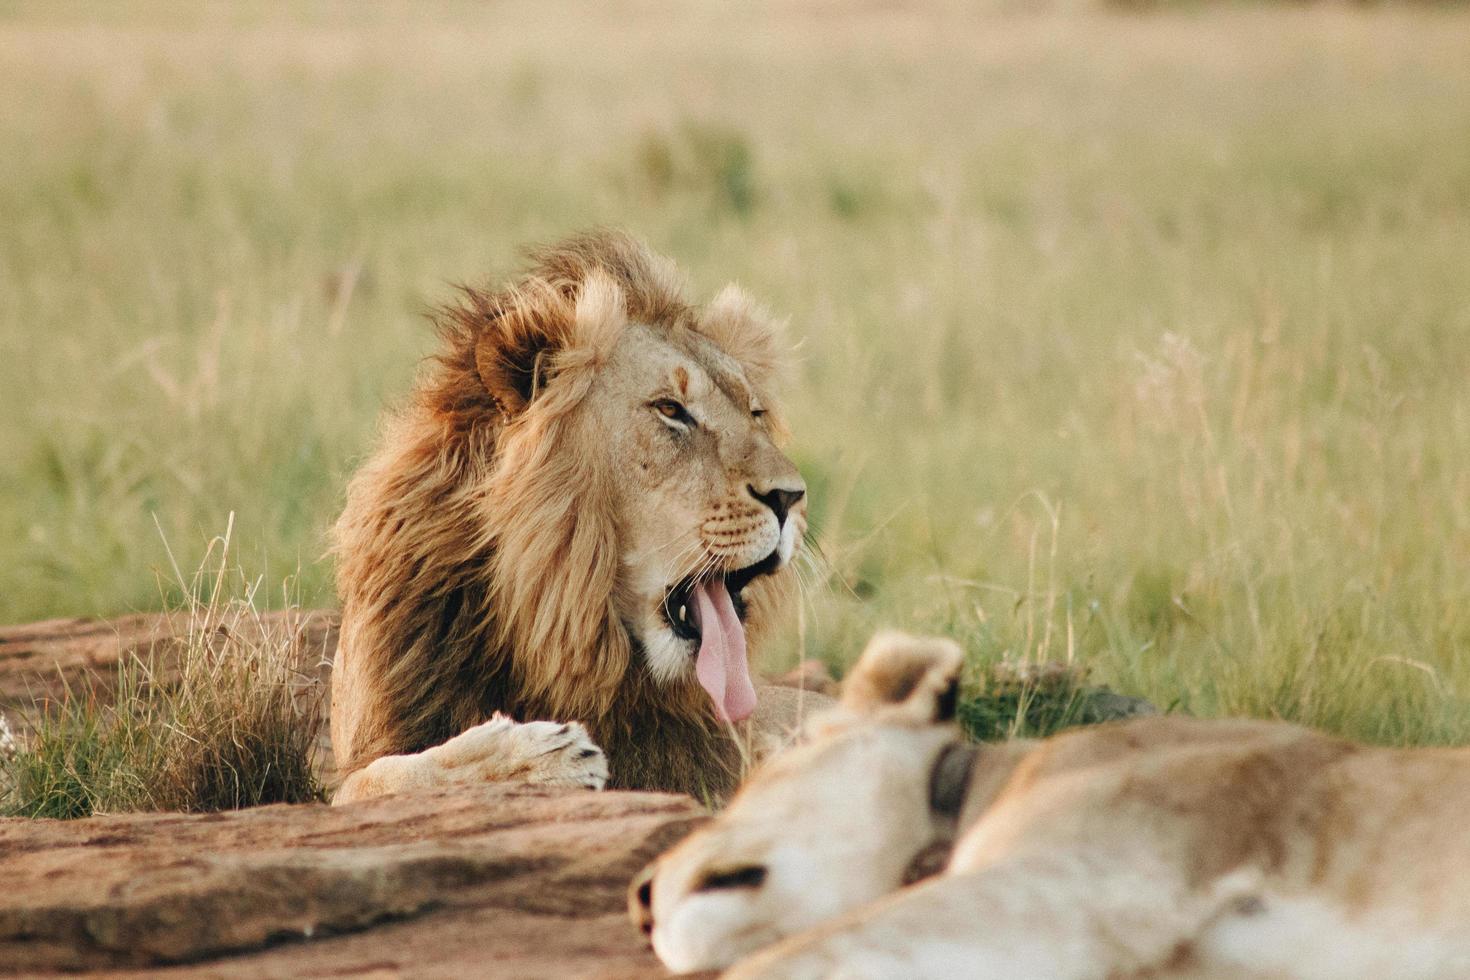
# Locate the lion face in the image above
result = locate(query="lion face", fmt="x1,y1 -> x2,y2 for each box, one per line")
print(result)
589,323 -> 805,720
630,633 -> 966,973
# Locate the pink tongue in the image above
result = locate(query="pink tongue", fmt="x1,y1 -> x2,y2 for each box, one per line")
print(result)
690,578 -> 758,723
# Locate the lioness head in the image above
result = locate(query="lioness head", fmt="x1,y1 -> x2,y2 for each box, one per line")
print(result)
463,231 -> 804,724
630,631 -> 968,973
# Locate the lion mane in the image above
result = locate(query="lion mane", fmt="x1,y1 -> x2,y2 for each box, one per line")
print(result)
331,230 -> 791,798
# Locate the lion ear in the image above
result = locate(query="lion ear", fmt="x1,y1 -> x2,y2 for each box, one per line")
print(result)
701,284 -> 786,383
840,631 -> 964,725
474,318 -> 550,416
472,270 -> 626,415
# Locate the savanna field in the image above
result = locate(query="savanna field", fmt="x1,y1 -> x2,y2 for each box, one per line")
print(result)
4,1 -> 1469,753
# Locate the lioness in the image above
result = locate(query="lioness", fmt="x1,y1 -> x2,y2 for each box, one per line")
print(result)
331,231 -> 826,804
634,632 -> 1470,978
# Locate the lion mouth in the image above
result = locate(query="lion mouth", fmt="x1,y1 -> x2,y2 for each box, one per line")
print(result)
662,549 -> 783,644
661,549 -> 783,723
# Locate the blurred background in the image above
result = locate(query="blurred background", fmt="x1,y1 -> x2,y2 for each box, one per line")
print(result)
4,1 -> 1468,745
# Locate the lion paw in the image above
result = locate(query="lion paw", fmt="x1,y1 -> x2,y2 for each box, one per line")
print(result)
502,717 -> 611,790
432,713 -> 609,790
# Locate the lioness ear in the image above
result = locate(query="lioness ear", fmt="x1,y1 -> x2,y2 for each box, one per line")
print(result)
841,630 -> 964,725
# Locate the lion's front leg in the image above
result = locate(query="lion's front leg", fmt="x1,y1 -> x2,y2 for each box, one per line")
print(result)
332,713 -> 609,805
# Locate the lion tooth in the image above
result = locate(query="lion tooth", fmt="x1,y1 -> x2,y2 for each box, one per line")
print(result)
678,604 -> 688,624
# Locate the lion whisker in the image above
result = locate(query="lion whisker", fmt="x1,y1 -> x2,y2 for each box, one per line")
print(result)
651,534 -> 701,558
789,562 -> 824,629
693,548 -> 723,584
665,541 -> 707,579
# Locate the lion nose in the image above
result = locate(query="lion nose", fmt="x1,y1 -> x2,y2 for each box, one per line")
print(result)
630,863 -> 656,941
748,484 -> 805,526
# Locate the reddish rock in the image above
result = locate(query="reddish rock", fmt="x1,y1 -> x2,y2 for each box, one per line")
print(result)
0,611 -> 339,718
769,658 -> 839,698
0,784 -> 703,976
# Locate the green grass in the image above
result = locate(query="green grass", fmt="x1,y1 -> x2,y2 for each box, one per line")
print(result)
3,2 -> 1469,749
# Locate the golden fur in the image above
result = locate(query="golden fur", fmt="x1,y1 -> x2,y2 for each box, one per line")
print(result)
331,231 -> 803,799
637,632 -> 1470,977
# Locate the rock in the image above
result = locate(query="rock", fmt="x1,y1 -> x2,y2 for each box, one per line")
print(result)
0,783 -> 704,976
1078,687 -> 1160,724
0,611 -> 339,721
959,658 -> 1162,742
767,659 -> 839,698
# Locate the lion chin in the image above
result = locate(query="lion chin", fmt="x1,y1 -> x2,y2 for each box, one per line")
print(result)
328,229 -> 820,803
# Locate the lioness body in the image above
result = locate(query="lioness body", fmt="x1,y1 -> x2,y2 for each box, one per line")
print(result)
640,634 -> 1470,977
331,232 -> 820,804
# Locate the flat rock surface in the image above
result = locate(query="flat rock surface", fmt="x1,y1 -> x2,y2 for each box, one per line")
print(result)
1,783 -> 705,977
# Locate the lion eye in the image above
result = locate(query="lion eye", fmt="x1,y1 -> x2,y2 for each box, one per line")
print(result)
652,398 -> 695,427
751,407 -> 766,419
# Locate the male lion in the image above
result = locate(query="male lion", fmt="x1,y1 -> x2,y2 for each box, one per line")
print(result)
331,231 -> 820,804
634,632 -> 1470,978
